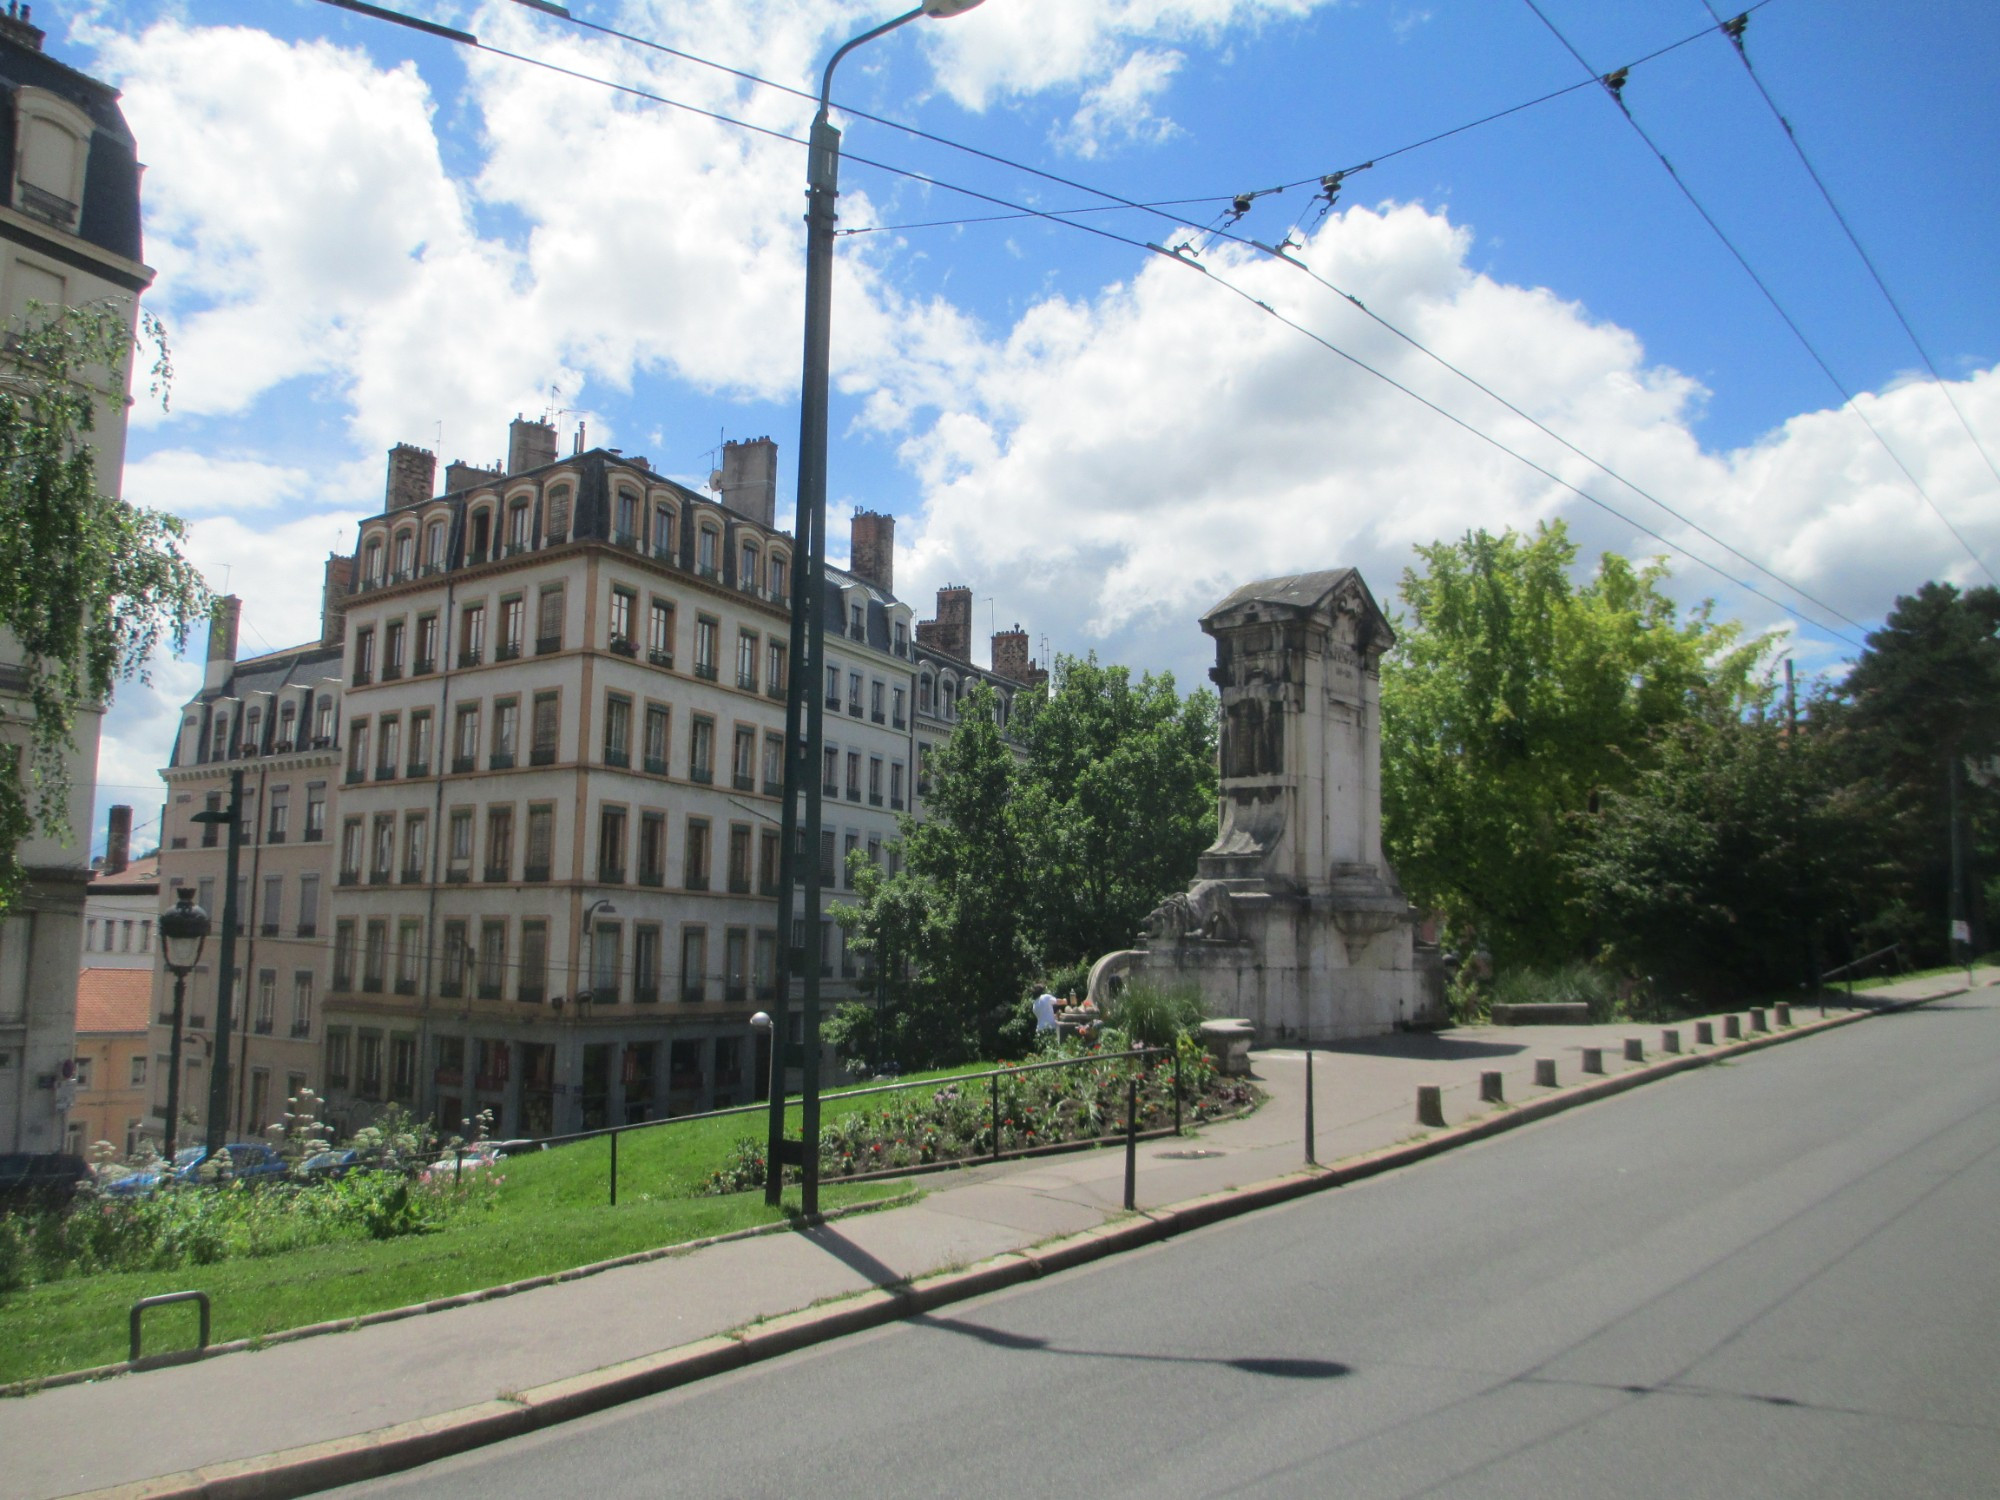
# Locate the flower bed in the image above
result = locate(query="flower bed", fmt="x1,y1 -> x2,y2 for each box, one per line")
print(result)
703,1034 -> 1258,1193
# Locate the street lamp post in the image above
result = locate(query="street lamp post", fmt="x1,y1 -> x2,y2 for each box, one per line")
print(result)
766,0 -> 987,1218
157,887 -> 211,1161
190,768 -> 245,1155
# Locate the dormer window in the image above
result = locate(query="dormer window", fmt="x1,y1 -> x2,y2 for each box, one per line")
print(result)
849,602 -> 865,640
392,530 -> 415,578
362,536 -> 384,585
425,518 -> 447,569
652,501 -> 675,559
614,489 -> 640,547
13,92 -> 90,233
547,487 -> 573,544
697,525 -> 719,577
768,550 -> 789,600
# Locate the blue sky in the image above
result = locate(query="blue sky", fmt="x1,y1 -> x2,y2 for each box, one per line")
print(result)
63,0 -> 2000,852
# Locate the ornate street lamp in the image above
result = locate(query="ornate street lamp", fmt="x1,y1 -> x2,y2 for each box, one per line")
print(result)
157,887 -> 211,1161
767,0 -> 989,1218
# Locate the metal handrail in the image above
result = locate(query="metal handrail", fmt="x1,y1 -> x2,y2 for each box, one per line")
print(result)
1820,941 -> 1904,983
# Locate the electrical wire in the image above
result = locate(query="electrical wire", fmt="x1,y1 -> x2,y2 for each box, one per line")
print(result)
311,0 -> 1866,643
1519,0 -> 1997,588
1698,1 -> 2000,493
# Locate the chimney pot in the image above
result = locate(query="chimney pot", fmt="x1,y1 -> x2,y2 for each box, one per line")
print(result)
385,443 -> 436,510
105,805 -> 132,876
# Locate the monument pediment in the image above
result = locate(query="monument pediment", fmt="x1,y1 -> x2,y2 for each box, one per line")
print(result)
1200,568 -> 1394,660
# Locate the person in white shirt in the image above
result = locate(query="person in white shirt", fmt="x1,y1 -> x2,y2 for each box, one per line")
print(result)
1032,989 -> 1059,1033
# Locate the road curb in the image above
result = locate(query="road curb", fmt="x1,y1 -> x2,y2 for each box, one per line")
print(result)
57,985 -> 1972,1500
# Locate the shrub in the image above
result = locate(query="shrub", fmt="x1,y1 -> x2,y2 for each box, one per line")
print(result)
1106,981 -> 1208,1048
1491,961 -> 1618,1023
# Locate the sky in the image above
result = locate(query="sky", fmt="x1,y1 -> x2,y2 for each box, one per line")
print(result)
62,0 -> 2000,855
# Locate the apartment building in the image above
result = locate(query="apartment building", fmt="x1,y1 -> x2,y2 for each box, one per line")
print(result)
0,10 -> 154,1152
317,422 -> 928,1138
81,807 -> 158,970
149,596 -> 345,1146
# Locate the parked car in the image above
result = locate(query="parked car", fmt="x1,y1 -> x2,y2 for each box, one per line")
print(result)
102,1142 -> 290,1197
295,1148 -> 364,1181
0,1152 -> 90,1212
419,1141 -> 517,1181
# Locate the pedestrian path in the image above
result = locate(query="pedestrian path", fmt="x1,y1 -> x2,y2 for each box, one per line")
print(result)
5,970 -> 1987,1500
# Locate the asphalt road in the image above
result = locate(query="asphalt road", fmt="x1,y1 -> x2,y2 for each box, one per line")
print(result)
343,988 -> 2000,1500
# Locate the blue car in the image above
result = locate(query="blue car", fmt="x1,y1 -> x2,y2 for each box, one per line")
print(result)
103,1142 -> 290,1197
295,1148 -> 365,1181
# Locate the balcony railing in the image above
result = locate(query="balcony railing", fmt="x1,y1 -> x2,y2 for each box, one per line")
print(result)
451,754 -> 476,774
738,673 -> 757,693
413,657 -> 436,676
490,752 -> 515,771
338,871 -> 360,887
260,922 -> 279,937
484,864 -> 511,883
401,867 -> 424,885
694,662 -> 718,682
599,864 -> 626,885
649,649 -> 673,669
637,868 -> 664,888
446,867 -> 470,883
458,648 -> 483,668
407,759 -> 430,778
382,663 -> 403,682
290,1021 -> 311,1039
869,792 -> 883,807
632,985 -> 660,1005
297,923 -> 317,939
267,829 -> 286,845
604,747 -> 631,769
690,766 -> 713,785
375,765 -> 397,782
643,755 -> 668,776
353,668 -> 372,687
681,987 -> 706,1006
304,826 -> 324,843
496,642 -> 522,662
524,862 -> 551,883
766,682 -> 786,700
733,773 -> 755,793
536,634 -> 562,656
530,746 -> 557,766
345,770 -> 365,786
609,637 -> 638,659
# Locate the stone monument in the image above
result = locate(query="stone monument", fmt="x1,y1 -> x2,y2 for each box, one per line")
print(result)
1091,569 -> 1444,1041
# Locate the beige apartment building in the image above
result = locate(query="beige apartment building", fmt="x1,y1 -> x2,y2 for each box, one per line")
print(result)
149,598 -> 345,1146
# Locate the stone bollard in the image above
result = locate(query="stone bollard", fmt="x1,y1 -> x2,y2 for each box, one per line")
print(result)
1416,1084 -> 1446,1128
1662,1028 -> 1681,1054
1696,1021 -> 1714,1046
1533,1056 -> 1557,1088
1581,1046 -> 1604,1074
1724,1014 -> 1742,1039
1624,1037 -> 1645,1063
1774,1002 -> 1791,1027
1479,1070 -> 1505,1104
1750,1007 -> 1769,1032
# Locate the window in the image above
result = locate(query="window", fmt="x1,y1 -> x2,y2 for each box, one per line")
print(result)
478,919 -> 507,1000
498,596 -> 524,658
508,499 -> 532,551
739,540 -> 759,591
825,664 -> 841,709
868,756 -> 883,806
519,921 -> 549,1004
603,694 -> 632,767
766,641 -> 787,696
448,807 -> 474,878
326,1030 -> 351,1088
393,529 -> 415,577
491,698 -> 519,768
633,926 -> 661,1003
819,829 -> 837,887
425,519 -> 447,570
469,508 -> 492,561
131,1055 -> 148,1087
890,761 -> 905,810
822,746 -> 838,796
256,970 -> 277,1034
644,703 -> 670,774
850,602 -> 865,640
653,502 -> 676,559
609,587 -> 636,653
769,552 -> 789,599
892,686 -> 906,729
268,786 -> 289,842
363,537 -> 383,584
759,828 -> 780,895
396,920 -> 421,993
762,731 -> 784,793
754,929 -> 776,1000
261,874 -> 283,935
532,691 -> 560,764
573,919 -> 618,1011
737,629 -> 759,691
459,602 -> 485,666
333,921 -> 357,989
546,488 -> 572,543
305,783 -> 327,841
732,725 -> 756,790
599,805 -> 628,883
291,972 -> 313,1038
384,620 -> 406,678
376,713 -> 400,777
441,919 -> 469,997
846,751 -> 862,802
725,929 -> 750,1003
415,613 -> 438,672
525,803 -> 554,881
681,927 -> 708,1003
453,704 -> 480,771
614,488 -> 640,546
536,584 -> 564,652
297,873 -> 319,936
244,708 -> 263,755
894,619 -> 908,656
871,680 -> 885,723
278,701 -> 297,748
728,824 -> 752,894
684,817 -> 710,890
648,598 -> 674,667
402,812 -> 428,880
697,525 -> 718,577
638,811 -> 666,886
409,709 -> 433,775
371,813 -> 395,882
340,817 -> 363,883
690,717 -> 714,783
694,616 -> 719,681
210,715 -> 229,764
363,920 -> 388,992
389,1039 -> 416,1103
920,673 -> 934,715
347,719 -> 370,780
843,832 -> 860,890
485,805 -> 514,881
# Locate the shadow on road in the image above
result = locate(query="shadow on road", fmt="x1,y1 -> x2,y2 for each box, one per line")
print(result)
801,1225 -> 902,1288
911,1313 -> 1351,1380
1315,1035 -> 1527,1062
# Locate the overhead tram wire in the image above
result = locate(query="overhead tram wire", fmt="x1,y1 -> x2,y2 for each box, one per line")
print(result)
310,0 -> 1866,647
1698,1 -> 2000,493
1518,0 -> 1998,589
497,0 -> 1858,631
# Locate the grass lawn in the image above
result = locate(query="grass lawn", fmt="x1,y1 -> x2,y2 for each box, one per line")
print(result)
0,1092 -> 931,1387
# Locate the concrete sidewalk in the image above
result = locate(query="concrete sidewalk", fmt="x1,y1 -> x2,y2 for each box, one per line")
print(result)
6,970 -> 1987,1500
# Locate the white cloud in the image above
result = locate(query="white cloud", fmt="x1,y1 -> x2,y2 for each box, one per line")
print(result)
1056,49 -> 1184,159
122,450 -> 312,515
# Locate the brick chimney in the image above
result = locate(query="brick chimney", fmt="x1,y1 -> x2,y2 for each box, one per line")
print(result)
0,3 -> 46,52
718,437 -> 777,527
204,595 -> 241,689
445,460 -> 503,493
991,625 -> 1039,685
320,554 -> 355,649
508,417 -> 558,474
385,443 -> 435,510
105,805 -> 131,876
849,510 -> 894,596
915,585 -> 973,661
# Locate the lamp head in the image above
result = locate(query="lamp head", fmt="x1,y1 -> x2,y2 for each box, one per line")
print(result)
921,0 -> 985,14
749,1011 -> 773,1032
158,887 -> 211,973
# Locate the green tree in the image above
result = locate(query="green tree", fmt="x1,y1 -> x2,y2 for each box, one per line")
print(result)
1568,702 -> 1879,1002
1381,523 -> 1765,966
0,302 -> 206,910
1014,655 -> 1218,969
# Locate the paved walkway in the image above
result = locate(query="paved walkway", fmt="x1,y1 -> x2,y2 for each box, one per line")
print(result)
6,971 -> 1987,1499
